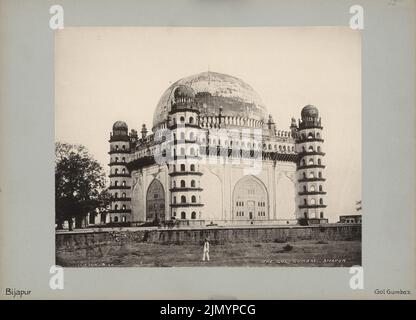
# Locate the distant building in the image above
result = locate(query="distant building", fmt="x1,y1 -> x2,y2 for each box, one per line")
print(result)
339,214 -> 362,224
104,71 -> 329,226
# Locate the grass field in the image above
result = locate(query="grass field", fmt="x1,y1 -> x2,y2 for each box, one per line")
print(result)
57,240 -> 361,267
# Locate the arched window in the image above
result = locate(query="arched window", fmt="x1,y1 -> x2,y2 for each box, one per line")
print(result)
122,204 -> 126,210
317,146 -> 321,152
122,181 -> 126,186
122,193 -> 126,198
308,132 -> 314,139
190,148 -> 195,156
173,181 -> 176,188
191,180 -> 196,187
180,180 -> 185,188
114,193 -> 118,199
308,146 -> 314,152
320,212 -> 324,218
191,195 -> 196,203
181,212 -> 186,219
191,211 -> 196,219
319,198 -> 323,205
114,204 -> 118,210
189,117 -> 194,124
190,164 -> 195,172
115,168 -> 119,174
115,157 -> 119,162
114,181 -> 118,186
318,159 -> 321,165
189,132 -> 194,140
318,172 -> 322,178
303,186 -> 307,192
302,159 -> 306,166
180,116 -> 185,123
181,196 -> 186,203
309,172 -> 315,178
181,164 -> 185,171
302,172 -> 306,179
319,185 -> 323,192
122,157 -> 125,162
115,145 -> 119,150
180,147 -> 185,156
308,158 -> 314,165
122,168 -> 125,174
173,196 -> 177,204
303,199 -> 307,205
302,146 -> 306,152
316,132 -> 320,138
114,216 -> 119,222
310,185 -> 315,192
311,199 -> 316,205
180,132 -> 185,140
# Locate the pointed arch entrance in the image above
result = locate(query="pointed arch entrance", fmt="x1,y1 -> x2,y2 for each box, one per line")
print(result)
232,175 -> 269,221
146,179 -> 165,222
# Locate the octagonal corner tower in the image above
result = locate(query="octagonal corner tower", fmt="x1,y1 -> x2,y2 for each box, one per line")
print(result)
152,71 -> 268,131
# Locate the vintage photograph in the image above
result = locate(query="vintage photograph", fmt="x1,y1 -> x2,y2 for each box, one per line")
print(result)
55,27 -> 361,267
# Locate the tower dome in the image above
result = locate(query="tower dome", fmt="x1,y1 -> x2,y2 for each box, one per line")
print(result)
112,121 -> 128,131
173,85 -> 195,101
301,105 -> 319,119
153,71 -> 268,128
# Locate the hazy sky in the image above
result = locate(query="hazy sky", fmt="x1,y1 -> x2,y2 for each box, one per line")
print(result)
55,27 -> 361,222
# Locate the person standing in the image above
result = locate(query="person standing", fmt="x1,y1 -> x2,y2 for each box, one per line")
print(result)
202,238 -> 210,261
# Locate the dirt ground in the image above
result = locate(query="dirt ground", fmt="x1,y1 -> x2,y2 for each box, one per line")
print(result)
57,240 -> 361,267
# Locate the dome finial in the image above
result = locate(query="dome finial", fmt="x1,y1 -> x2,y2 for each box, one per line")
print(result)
141,123 -> 148,139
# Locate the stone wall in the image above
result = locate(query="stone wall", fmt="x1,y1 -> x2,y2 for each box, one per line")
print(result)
146,224 -> 360,244
56,224 -> 361,251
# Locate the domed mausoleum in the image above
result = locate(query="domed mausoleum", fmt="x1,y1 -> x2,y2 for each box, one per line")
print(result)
102,71 -> 328,227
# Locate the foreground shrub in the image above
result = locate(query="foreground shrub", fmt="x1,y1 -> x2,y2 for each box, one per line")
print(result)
274,238 -> 286,243
283,244 -> 293,252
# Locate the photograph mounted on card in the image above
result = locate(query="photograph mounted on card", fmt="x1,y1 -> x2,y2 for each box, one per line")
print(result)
54,27 -> 361,268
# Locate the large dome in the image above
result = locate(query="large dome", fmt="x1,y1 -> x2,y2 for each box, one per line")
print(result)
153,72 -> 268,128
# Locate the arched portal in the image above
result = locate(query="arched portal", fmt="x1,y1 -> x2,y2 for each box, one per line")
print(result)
146,179 -> 165,222
232,175 -> 268,220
